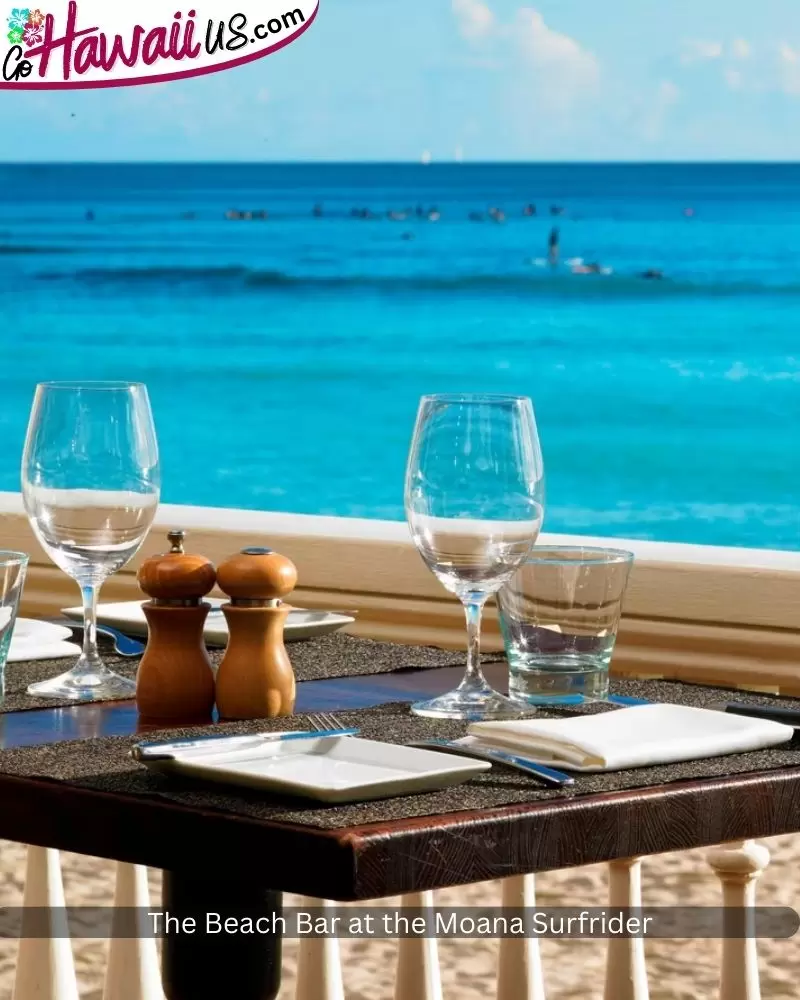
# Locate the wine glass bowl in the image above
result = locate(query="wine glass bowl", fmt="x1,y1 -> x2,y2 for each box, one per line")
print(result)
21,381 -> 160,700
405,393 -> 545,720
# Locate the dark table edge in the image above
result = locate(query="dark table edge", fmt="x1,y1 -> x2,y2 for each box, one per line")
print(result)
1,764 -> 799,899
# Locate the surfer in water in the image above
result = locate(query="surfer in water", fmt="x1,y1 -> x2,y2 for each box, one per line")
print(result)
548,227 -> 560,267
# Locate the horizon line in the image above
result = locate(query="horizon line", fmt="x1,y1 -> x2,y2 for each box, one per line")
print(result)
3,159 -> 800,166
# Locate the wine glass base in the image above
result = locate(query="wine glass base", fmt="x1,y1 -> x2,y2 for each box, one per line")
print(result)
27,666 -> 136,702
410,687 -> 525,721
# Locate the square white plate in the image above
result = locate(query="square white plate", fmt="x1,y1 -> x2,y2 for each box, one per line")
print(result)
62,600 -> 355,647
136,736 -> 491,803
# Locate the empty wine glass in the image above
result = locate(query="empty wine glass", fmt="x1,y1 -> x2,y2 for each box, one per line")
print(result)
405,393 -> 545,719
21,381 -> 160,700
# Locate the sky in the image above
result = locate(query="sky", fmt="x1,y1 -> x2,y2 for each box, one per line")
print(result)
4,0 -> 800,160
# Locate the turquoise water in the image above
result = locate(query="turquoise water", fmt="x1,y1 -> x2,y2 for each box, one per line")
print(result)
0,162 -> 798,549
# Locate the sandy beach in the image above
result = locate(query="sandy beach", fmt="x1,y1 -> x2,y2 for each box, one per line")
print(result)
0,834 -> 796,999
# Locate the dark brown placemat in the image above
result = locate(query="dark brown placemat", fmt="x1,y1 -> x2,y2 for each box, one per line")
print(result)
0,631 -> 484,714
1,678 -> 800,830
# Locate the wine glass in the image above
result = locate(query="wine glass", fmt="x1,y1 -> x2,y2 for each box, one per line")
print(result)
21,381 -> 160,700
405,393 -> 545,719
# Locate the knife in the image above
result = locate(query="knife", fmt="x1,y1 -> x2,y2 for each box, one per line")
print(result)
132,727 -> 360,762
717,701 -> 800,728
408,738 -> 574,786
602,694 -> 800,728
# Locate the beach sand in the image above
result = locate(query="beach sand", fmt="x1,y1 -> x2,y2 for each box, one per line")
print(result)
0,835 -> 797,999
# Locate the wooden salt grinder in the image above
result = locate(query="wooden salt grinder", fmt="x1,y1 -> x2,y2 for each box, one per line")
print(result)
135,529 -> 217,723
214,547 -> 298,719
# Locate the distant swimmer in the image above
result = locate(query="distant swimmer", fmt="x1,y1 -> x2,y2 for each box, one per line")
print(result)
387,210 -> 408,221
468,211 -> 485,222
253,210 -> 268,220
523,203 -> 537,216
572,261 -> 612,275
640,268 -> 663,279
85,209 -> 94,221
550,204 -> 565,216
548,226 -> 560,267
427,209 -> 441,221
683,207 -> 695,218
401,231 -> 415,240
312,204 -> 323,217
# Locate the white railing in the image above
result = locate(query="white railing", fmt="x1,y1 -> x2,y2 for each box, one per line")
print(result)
11,841 -> 770,1000
2,491 -> 799,693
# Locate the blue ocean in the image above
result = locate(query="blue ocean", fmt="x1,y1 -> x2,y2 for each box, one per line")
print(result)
0,162 -> 797,549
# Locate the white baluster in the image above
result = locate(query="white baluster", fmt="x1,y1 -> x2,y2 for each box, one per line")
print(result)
393,891 -> 442,1000
707,840 -> 770,1000
13,846 -> 80,1000
295,897 -> 345,1000
604,858 -> 649,1000
103,862 -> 164,1000
496,875 -> 546,1000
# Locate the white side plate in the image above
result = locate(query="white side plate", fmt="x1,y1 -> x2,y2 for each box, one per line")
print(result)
61,600 -> 355,647
137,736 -> 491,803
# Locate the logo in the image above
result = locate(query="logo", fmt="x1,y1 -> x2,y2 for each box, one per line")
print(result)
1,0 -> 318,88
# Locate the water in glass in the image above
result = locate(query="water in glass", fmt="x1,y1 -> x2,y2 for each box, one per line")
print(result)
498,546 -> 634,706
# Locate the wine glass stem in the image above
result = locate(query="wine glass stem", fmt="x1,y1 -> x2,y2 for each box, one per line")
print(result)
461,597 -> 487,688
79,583 -> 103,670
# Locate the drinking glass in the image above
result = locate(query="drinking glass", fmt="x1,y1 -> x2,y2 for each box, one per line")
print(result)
498,546 -> 634,706
21,381 -> 160,700
405,393 -> 545,719
0,552 -> 29,702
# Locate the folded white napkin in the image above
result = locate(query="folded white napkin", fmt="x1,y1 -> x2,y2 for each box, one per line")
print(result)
467,703 -> 795,772
3,619 -> 80,663
7,640 -> 81,663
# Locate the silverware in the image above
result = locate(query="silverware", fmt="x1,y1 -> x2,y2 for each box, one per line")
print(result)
408,738 -> 574,786
131,723 -> 361,763
308,711 -> 348,731
67,622 -> 145,657
711,700 -> 800,728
606,694 -> 649,706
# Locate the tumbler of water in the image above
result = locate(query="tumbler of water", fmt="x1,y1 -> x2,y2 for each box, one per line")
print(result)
0,552 -> 29,702
497,546 -> 633,706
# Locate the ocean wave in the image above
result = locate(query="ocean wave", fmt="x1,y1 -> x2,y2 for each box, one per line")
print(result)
37,265 -> 249,281
31,265 -> 800,298
1,244 -> 77,255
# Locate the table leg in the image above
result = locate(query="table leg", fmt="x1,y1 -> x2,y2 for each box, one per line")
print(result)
160,871 -> 282,1000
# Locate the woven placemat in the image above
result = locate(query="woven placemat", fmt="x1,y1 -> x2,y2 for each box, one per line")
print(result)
1,678 -> 799,830
0,631 -> 486,714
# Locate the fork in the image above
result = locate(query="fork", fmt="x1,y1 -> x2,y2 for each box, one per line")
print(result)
307,712 -> 350,732
132,714 -> 359,761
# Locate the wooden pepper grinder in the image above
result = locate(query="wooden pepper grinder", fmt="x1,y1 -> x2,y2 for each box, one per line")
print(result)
214,546 -> 298,719
135,529 -> 217,724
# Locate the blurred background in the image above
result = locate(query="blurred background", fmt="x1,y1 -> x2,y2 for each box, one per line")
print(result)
1,0 -> 799,550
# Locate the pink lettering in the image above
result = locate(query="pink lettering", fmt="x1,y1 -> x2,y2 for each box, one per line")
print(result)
142,26 -> 168,65
96,27 -> 143,70
25,3 -> 96,79
73,34 -> 95,74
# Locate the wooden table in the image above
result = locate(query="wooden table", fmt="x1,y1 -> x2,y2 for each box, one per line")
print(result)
1,661 -> 799,1000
